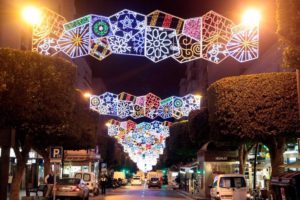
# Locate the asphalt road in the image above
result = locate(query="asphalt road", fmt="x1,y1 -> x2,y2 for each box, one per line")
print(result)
90,184 -> 193,200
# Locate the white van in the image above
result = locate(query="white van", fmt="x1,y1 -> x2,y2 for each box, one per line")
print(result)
210,174 -> 251,200
74,171 -> 99,196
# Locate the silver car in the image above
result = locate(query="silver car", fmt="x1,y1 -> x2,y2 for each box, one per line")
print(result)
54,178 -> 89,200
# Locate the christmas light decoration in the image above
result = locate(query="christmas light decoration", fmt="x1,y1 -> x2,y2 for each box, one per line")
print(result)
32,7 -> 66,56
202,11 -> 234,63
90,93 -> 201,119
107,119 -> 171,172
226,24 -> 259,62
32,8 -> 259,63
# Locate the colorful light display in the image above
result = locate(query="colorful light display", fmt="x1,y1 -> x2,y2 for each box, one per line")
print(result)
32,8 -> 259,63
107,119 -> 171,172
90,93 -> 201,120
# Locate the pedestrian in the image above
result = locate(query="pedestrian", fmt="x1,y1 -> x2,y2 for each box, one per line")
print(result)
99,173 -> 108,195
44,170 -> 54,198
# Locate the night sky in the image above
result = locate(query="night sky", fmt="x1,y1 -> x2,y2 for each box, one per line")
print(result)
74,0 -> 274,97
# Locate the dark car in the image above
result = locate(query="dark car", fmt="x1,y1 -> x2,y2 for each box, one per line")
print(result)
148,177 -> 161,188
54,178 -> 89,200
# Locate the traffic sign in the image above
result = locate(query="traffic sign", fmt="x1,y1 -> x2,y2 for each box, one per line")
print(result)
50,146 -> 63,163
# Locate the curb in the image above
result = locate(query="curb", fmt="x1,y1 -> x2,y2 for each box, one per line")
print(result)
176,190 -> 210,200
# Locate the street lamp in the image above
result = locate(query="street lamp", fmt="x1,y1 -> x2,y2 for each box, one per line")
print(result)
242,9 -> 261,27
83,92 -> 92,99
21,6 -> 42,25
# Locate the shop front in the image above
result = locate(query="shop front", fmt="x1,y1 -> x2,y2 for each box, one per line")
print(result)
197,142 -> 239,198
63,149 -> 101,178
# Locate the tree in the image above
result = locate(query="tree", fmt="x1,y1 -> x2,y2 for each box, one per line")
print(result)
0,48 -> 76,200
32,91 -> 99,177
276,0 -> 300,119
208,72 -> 299,176
188,109 -> 210,144
165,121 -> 199,167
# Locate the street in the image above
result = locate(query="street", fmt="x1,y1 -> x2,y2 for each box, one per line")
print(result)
90,185 -> 192,200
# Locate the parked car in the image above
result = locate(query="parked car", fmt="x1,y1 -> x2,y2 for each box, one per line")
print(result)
74,172 -> 99,196
209,174 -> 251,200
131,176 -> 142,186
55,178 -> 89,200
148,177 -> 161,188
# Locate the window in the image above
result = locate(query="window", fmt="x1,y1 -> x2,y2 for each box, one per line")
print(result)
74,173 -> 82,179
83,173 -> 91,181
219,177 -> 246,188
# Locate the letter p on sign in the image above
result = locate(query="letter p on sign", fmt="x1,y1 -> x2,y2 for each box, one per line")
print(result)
50,146 -> 63,162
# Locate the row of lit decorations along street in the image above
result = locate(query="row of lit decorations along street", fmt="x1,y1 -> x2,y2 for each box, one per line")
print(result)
90,92 -> 201,119
32,8 -> 259,63
106,119 -> 171,172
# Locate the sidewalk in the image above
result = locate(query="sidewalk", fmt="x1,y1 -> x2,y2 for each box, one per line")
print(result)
177,189 -> 209,200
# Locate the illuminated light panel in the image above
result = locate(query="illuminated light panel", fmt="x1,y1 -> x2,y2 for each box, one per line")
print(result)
109,9 -> 146,40
107,30 -> 145,56
182,17 -> 202,41
173,34 -> 202,63
90,93 -> 201,119
107,119 -> 171,172
147,10 -> 184,34
89,37 -> 112,61
202,11 -> 234,64
145,26 -> 179,63
64,15 -> 90,31
32,7 -> 66,56
32,8 -> 259,63
157,97 -> 174,119
131,96 -> 146,119
145,93 -> 161,119
58,23 -> 90,58
98,92 -> 118,116
172,96 -> 184,119
227,24 -> 259,62
181,94 -> 201,116
90,15 -> 112,39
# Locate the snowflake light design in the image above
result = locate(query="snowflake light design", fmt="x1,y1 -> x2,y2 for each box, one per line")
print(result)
227,24 -> 259,62
108,36 -> 131,54
145,27 -> 179,63
182,94 -> 201,116
117,101 -> 133,119
109,9 -> 146,40
58,23 -> 90,58
98,92 -> 118,115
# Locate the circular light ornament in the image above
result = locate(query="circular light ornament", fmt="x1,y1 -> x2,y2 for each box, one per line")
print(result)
93,20 -> 110,37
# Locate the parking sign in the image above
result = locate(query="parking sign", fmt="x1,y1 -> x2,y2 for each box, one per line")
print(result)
50,146 -> 63,163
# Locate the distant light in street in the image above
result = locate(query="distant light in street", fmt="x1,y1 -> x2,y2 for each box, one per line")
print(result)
22,6 -> 42,25
242,9 -> 261,27
83,92 -> 92,98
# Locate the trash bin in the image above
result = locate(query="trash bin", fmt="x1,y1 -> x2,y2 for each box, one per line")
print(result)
270,171 -> 300,200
